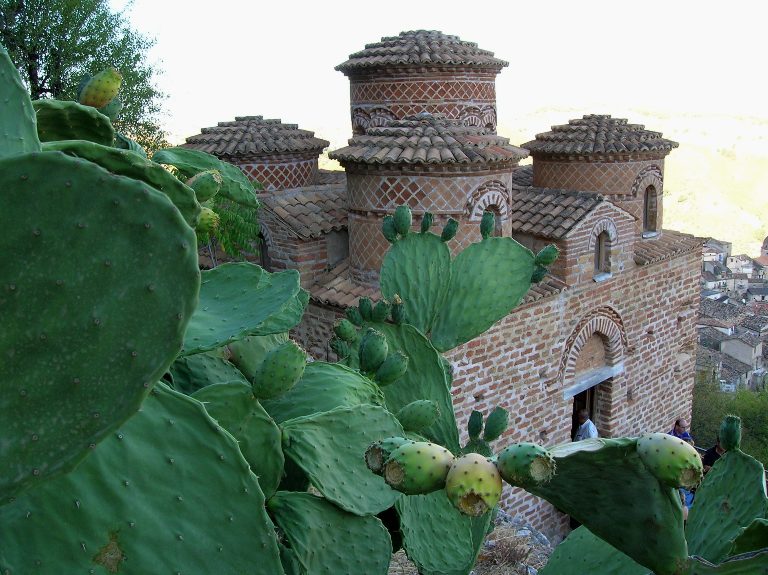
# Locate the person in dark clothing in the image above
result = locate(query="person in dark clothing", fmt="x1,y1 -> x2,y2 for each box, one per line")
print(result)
703,436 -> 725,474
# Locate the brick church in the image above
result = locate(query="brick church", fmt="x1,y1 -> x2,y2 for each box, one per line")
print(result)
184,30 -> 702,537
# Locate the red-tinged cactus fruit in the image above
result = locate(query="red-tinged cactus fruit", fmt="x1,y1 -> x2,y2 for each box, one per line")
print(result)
197,206 -> 220,233
384,441 -> 454,495
496,442 -> 556,487
637,432 -> 703,489
445,453 -> 503,516
78,67 -> 123,108
365,436 -> 409,475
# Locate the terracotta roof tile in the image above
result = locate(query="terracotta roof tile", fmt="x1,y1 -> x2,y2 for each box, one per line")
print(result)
522,114 -> 678,156
183,116 -> 329,160
260,182 -> 347,240
336,30 -> 508,74
634,231 -> 704,266
699,297 -> 749,324
740,314 -> 768,334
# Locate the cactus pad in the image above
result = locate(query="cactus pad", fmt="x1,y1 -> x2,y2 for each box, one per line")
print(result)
359,327 -> 389,373
251,340 -> 306,400
0,384 -> 284,574
0,44 -> 40,157
445,453 -> 503,516
227,332 -> 288,381
384,441 -> 454,495
268,492 -> 392,575
729,518 -> 768,557
539,526 -> 649,575
281,405 -> 404,515
467,411 -> 483,440
33,100 -> 115,146
374,350 -> 410,386
496,442 -> 557,487
0,152 -> 199,501
396,400 -> 440,432
393,204 -> 413,235
637,432 -> 703,489
181,264 -> 306,355
720,414 -> 742,451
482,406 -> 509,442
168,351 -> 249,394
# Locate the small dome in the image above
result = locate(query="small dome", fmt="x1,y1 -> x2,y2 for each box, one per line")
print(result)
335,30 -> 508,74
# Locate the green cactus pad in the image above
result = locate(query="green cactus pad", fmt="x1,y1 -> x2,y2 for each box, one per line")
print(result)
42,139 -> 201,227
333,318 -> 359,342
97,95 -> 123,121
480,211 -> 495,239
637,432 -> 703,489
431,237 -> 535,352
278,542 -> 303,575
268,491 -> 392,575
391,293 -> 406,324
393,204 -> 413,235
441,218 -> 459,242
461,438 -> 494,457
366,436 -> 410,475
720,414 -> 742,451
0,384 -> 284,574
262,361 -> 385,424
496,442 -> 557,487
372,299 -> 392,322
535,244 -> 560,267
539,526 -> 649,575
384,441 -> 454,495
382,214 -> 398,242
687,449 -> 768,563
168,351 -> 249,394
396,400 -> 440,432
153,147 -> 260,208
684,550 -> 768,573
526,438 -> 687,575
0,151 -> 199,501
281,404 -> 404,515
192,381 -> 284,499
359,327 -> 389,373
114,132 -> 147,157
374,351 -> 410,386
445,453 -> 503,516
729,518 -> 768,557
33,100 -> 115,146
421,212 -> 434,233
467,411 -> 483,441
380,232 -> 451,335
251,340 -> 306,400
359,296 -> 374,321
482,406 -> 509,442
227,332 -> 288,380
0,44 -> 40,157
181,264 -> 306,355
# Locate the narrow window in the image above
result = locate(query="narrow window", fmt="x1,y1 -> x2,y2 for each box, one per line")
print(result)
643,185 -> 658,233
594,231 -> 610,274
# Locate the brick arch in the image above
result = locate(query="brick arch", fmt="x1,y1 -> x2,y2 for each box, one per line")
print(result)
631,165 -> 663,197
351,108 -> 370,135
460,105 -> 483,127
368,106 -> 396,128
465,180 -> 510,220
558,306 -> 628,384
587,218 -> 618,250
480,105 -> 497,131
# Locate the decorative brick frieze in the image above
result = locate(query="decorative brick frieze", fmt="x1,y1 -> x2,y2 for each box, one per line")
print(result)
238,157 -> 318,191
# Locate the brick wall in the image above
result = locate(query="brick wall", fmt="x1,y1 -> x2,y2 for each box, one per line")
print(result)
259,211 -> 329,288
292,302 -> 343,360
238,155 -> 319,191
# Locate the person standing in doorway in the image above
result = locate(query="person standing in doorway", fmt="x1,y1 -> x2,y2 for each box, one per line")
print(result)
573,408 -> 598,441
669,418 -> 693,443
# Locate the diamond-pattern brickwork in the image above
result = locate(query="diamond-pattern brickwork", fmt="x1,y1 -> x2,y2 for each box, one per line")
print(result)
533,159 -> 664,195
348,212 -> 391,286
351,79 -> 496,103
240,159 -> 318,191
352,104 -> 498,134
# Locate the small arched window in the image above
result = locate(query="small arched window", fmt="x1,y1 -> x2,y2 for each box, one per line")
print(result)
643,185 -> 658,234
594,231 -> 610,275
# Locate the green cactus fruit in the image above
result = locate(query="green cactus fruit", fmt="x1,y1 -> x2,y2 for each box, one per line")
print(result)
393,205 -> 413,236
374,351 -> 409,386
467,411 -> 484,440
391,294 -> 405,325
197,206 -> 220,233
0,43 -> 41,157
358,296 -> 374,321
372,299 -> 392,322
637,432 -> 703,489
333,318 -> 358,342
251,340 -> 306,400
396,400 -> 440,432
382,215 -> 398,243
227,332 -> 287,382
496,443 -> 557,486
480,211 -> 495,239
346,306 -> 364,326
330,337 -> 351,359
535,244 -> 560,267
441,218 -> 459,242
365,436 -> 410,475
78,67 -> 122,108
97,95 -> 123,121
445,453 -> 503,516
359,328 -> 388,374
531,264 -> 548,284
482,406 -> 509,442
720,414 -> 742,451
186,169 -> 223,202
420,211 -> 434,233
384,441 -> 454,495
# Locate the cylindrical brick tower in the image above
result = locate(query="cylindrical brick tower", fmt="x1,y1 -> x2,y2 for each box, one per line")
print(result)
183,116 -> 329,192
522,114 -> 678,239
329,113 -> 528,287
335,30 -> 508,135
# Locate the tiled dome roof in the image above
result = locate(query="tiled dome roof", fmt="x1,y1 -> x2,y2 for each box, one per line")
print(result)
522,115 -> 678,156
329,113 -> 528,166
335,30 -> 508,74
183,116 -> 329,159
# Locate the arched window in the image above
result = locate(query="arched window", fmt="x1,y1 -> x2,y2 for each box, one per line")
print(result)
643,185 -> 658,234
594,231 -> 610,275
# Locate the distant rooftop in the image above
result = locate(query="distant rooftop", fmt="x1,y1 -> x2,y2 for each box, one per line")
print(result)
634,231 -> 702,266
699,297 -> 748,324
698,326 -> 729,351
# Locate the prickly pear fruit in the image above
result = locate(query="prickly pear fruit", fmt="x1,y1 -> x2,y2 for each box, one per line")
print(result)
197,207 -> 220,233
373,351 -> 408,386
330,338 -> 351,359
346,306 -> 364,327
384,441 -> 454,495
441,218 -> 459,242
390,294 -> 405,325
333,318 -> 358,343
720,414 -> 741,451
482,407 -> 509,442
372,299 -> 391,323
358,297 -> 374,321
496,443 -> 556,487
365,436 -> 409,475
531,265 -> 548,284
78,67 -> 122,108
252,340 -> 307,400
480,211 -> 495,240
396,400 -> 440,432
636,432 -> 703,489
535,244 -> 559,267
359,328 -> 388,374
393,205 -> 412,236
97,96 -> 122,121
467,411 -> 483,441
382,215 -> 398,243
186,169 -> 223,202
420,212 -> 434,233
445,453 -> 503,516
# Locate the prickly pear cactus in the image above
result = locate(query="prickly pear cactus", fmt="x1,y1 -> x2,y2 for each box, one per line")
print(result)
496,442 -> 556,487
168,351 -> 250,394
374,351 -> 409,386
729,518 -> 768,557
78,67 -> 122,108
445,453 -> 503,517
251,340 -> 306,400
396,400 -> 440,432
33,100 -> 115,146
227,332 -> 288,380
383,440 -> 454,495
366,436 -> 410,475
637,432 -> 703,489
0,44 -> 40,157
186,169 -> 222,202
0,151 -> 199,501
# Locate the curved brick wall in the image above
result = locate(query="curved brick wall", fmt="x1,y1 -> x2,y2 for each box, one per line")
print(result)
238,155 -> 319,192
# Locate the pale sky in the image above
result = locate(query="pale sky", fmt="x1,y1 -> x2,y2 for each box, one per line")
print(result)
113,0 -> 768,147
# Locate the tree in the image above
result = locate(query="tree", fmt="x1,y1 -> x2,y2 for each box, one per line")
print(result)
0,0 -> 167,151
